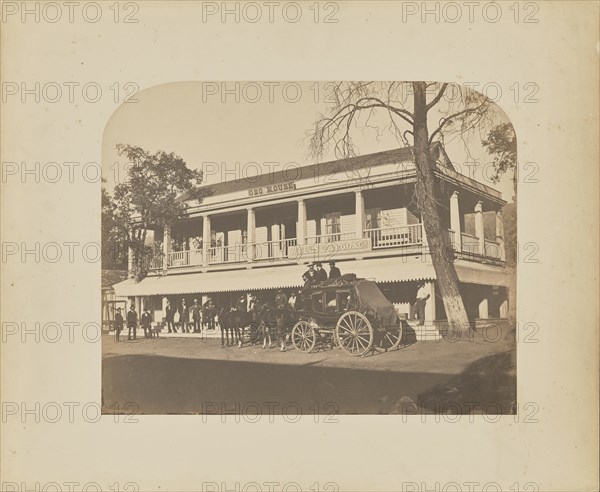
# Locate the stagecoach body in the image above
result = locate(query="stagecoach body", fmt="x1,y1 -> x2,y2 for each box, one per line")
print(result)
291,274 -> 404,356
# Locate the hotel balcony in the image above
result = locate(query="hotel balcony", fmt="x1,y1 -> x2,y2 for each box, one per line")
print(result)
149,223 -> 504,273
140,166 -> 507,276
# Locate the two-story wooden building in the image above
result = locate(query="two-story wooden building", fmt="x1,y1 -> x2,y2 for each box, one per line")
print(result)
113,143 -> 510,330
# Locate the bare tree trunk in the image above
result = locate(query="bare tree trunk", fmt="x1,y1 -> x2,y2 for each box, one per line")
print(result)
413,82 -> 471,334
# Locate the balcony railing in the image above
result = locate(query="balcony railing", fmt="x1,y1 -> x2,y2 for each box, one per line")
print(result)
148,225 -> 504,273
150,257 -> 164,270
253,238 -> 298,261
207,244 -> 247,264
484,239 -> 503,260
169,249 -> 203,268
364,224 -> 423,249
461,232 -> 481,256
305,231 -> 356,245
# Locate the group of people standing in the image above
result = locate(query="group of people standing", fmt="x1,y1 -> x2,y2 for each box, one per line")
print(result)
112,291 -> 299,350
113,304 -> 156,342
112,261 -> 344,344
164,297 -> 216,334
113,297 -> 217,342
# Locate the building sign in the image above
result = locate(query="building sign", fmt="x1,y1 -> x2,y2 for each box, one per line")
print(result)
248,182 -> 296,198
288,238 -> 372,261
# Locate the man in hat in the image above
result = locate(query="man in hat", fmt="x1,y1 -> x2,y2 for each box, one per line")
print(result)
165,299 -> 176,333
288,291 -> 297,311
247,293 -> 257,314
203,296 -> 216,331
114,307 -> 124,342
314,262 -> 327,282
328,260 -> 341,279
126,303 -> 138,340
233,294 -> 247,347
180,299 -> 190,333
302,263 -> 316,287
414,282 -> 431,326
141,306 -> 153,339
191,298 -> 202,333
275,289 -> 288,309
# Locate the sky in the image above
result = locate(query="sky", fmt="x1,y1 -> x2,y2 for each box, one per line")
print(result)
102,81 -> 515,202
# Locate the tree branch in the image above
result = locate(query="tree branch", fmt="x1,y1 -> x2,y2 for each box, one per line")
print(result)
426,83 -> 448,111
428,101 -> 489,144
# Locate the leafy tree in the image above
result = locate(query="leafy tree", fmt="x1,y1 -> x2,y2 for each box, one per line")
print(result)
482,123 -> 517,196
309,82 -> 500,333
104,144 -> 210,281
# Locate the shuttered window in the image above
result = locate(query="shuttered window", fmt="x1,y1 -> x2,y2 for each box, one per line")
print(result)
325,212 -> 341,239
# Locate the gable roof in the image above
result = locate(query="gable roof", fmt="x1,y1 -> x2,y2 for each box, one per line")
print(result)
178,142 -> 453,203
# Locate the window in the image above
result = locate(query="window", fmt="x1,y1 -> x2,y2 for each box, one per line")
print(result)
336,290 -> 351,311
325,290 -> 337,313
325,212 -> 341,241
312,292 -> 324,313
365,208 -> 381,230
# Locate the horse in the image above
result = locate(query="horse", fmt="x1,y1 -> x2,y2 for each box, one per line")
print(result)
217,306 -> 247,347
256,302 -> 275,348
271,303 -> 297,351
217,306 -> 232,346
234,303 -> 263,347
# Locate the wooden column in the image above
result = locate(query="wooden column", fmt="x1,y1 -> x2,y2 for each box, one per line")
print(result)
450,191 -> 462,251
246,208 -> 255,262
425,281 -> 436,323
496,209 -> 505,260
163,224 -> 171,269
499,289 -> 508,318
355,190 -> 365,238
474,201 -> 485,256
478,295 -> 489,319
271,223 -> 281,258
297,199 -> 306,245
202,215 -> 211,266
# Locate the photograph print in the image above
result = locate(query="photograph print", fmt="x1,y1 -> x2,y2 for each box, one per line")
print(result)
101,81 -> 517,415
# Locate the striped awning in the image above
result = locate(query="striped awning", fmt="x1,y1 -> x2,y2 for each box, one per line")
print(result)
113,266 -> 304,297
454,260 -> 511,287
112,256 -> 508,297
341,257 -> 436,283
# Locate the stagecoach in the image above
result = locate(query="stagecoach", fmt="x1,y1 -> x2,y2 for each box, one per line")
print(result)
291,274 -> 404,356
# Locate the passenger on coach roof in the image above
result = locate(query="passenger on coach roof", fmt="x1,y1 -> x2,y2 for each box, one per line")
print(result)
314,262 -> 328,282
328,260 -> 341,279
302,263 -> 316,287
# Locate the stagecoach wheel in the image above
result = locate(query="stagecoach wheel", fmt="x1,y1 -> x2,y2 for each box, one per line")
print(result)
336,311 -> 373,357
291,321 -> 316,353
374,322 -> 404,352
